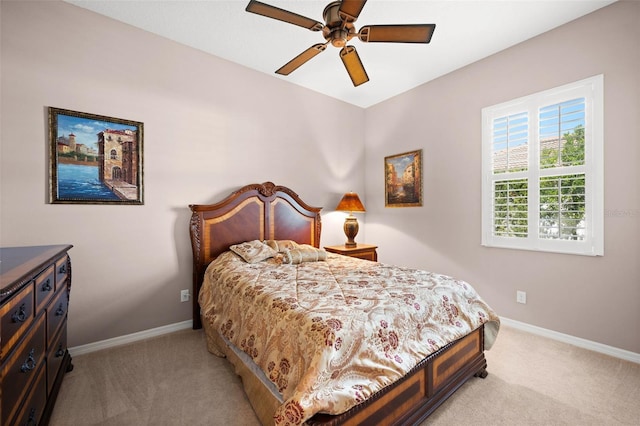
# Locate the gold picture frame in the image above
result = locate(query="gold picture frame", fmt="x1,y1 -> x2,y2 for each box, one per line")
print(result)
385,149 -> 423,207
49,107 -> 144,204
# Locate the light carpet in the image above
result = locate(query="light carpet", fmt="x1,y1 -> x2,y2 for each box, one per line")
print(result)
49,325 -> 640,425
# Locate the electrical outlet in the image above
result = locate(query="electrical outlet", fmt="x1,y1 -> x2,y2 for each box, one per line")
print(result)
516,290 -> 527,304
180,289 -> 190,302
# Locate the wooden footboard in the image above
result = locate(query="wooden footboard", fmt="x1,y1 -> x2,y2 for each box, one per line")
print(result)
307,325 -> 486,426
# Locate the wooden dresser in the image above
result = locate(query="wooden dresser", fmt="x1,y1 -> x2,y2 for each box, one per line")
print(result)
0,245 -> 73,426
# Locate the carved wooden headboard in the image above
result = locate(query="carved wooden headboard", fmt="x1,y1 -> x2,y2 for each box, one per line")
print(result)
188,182 -> 322,329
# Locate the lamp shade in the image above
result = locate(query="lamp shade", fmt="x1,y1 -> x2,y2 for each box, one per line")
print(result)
336,192 -> 366,213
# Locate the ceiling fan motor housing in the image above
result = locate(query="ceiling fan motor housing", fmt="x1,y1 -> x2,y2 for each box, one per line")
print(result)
322,1 -> 355,47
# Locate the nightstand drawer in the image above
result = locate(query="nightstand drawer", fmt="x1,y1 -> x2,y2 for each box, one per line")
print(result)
1,282 -> 35,360
1,312 -> 46,425
324,244 -> 378,262
348,251 -> 377,261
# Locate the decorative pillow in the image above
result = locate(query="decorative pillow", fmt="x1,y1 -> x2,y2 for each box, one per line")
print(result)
282,246 -> 327,264
264,240 -> 299,252
230,240 -> 278,263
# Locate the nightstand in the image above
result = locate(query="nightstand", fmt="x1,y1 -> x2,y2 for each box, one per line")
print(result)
324,244 -> 378,261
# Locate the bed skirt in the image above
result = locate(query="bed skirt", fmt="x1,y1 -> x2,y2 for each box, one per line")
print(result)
204,322 -> 282,425
203,318 -> 489,426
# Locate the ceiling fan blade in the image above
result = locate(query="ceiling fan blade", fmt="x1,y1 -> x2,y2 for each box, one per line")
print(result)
338,0 -> 368,22
340,46 -> 369,87
246,0 -> 323,31
276,44 -> 327,75
358,24 -> 436,43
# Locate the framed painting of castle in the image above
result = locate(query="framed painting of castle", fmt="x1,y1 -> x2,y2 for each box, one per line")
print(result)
384,149 -> 423,207
49,107 -> 144,205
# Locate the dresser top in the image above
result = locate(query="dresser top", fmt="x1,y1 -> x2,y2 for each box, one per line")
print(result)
1,245 -> 73,297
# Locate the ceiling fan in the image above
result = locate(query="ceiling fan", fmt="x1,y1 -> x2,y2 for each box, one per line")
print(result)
246,0 -> 436,87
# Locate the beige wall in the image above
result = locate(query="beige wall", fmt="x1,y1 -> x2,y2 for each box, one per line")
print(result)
0,1 -> 365,347
365,1 -> 640,353
1,1 -> 638,354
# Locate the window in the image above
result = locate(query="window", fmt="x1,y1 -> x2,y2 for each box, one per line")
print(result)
482,75 -> 603,256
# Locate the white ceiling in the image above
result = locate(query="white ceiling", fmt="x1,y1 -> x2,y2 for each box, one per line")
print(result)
65,0 -> 616,108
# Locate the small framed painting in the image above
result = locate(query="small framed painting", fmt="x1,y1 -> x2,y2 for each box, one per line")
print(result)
49,107 -> 144,205
384,149 -> 423,207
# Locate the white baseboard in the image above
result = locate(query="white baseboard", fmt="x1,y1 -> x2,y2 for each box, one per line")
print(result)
68,317 -> 639,364
69,320 -> 193,356
500,317 -> 640,364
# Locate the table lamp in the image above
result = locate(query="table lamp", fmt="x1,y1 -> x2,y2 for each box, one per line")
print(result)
336,192 -> 366,248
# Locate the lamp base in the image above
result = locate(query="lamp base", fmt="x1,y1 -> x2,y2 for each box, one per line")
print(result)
343,215 -> 359,248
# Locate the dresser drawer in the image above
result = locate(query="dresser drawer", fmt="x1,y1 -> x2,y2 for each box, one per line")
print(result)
47,325 -> 67,395
0,282 -> 35,361
54,255 -> 69,291
34,265 -> 55,314
11,363 -> 47,426
47,285 -> 69,344
1,312 -> 46,426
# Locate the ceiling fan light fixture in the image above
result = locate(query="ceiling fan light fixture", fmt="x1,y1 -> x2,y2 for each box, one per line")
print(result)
328,29 -> 349,47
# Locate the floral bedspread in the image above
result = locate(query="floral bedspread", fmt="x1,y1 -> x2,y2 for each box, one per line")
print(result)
199,251 -> 500,426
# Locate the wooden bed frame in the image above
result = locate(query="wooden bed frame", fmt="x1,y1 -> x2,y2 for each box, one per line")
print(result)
189,182 -> 488,425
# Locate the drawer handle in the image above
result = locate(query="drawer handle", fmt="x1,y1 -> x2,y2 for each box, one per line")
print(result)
20,349 -> 37,373
42,278 -> 52,292
55,303 -> 66,316
25,407 -> 37,426
58,264 -> 67,274
11,303 -> 28,323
